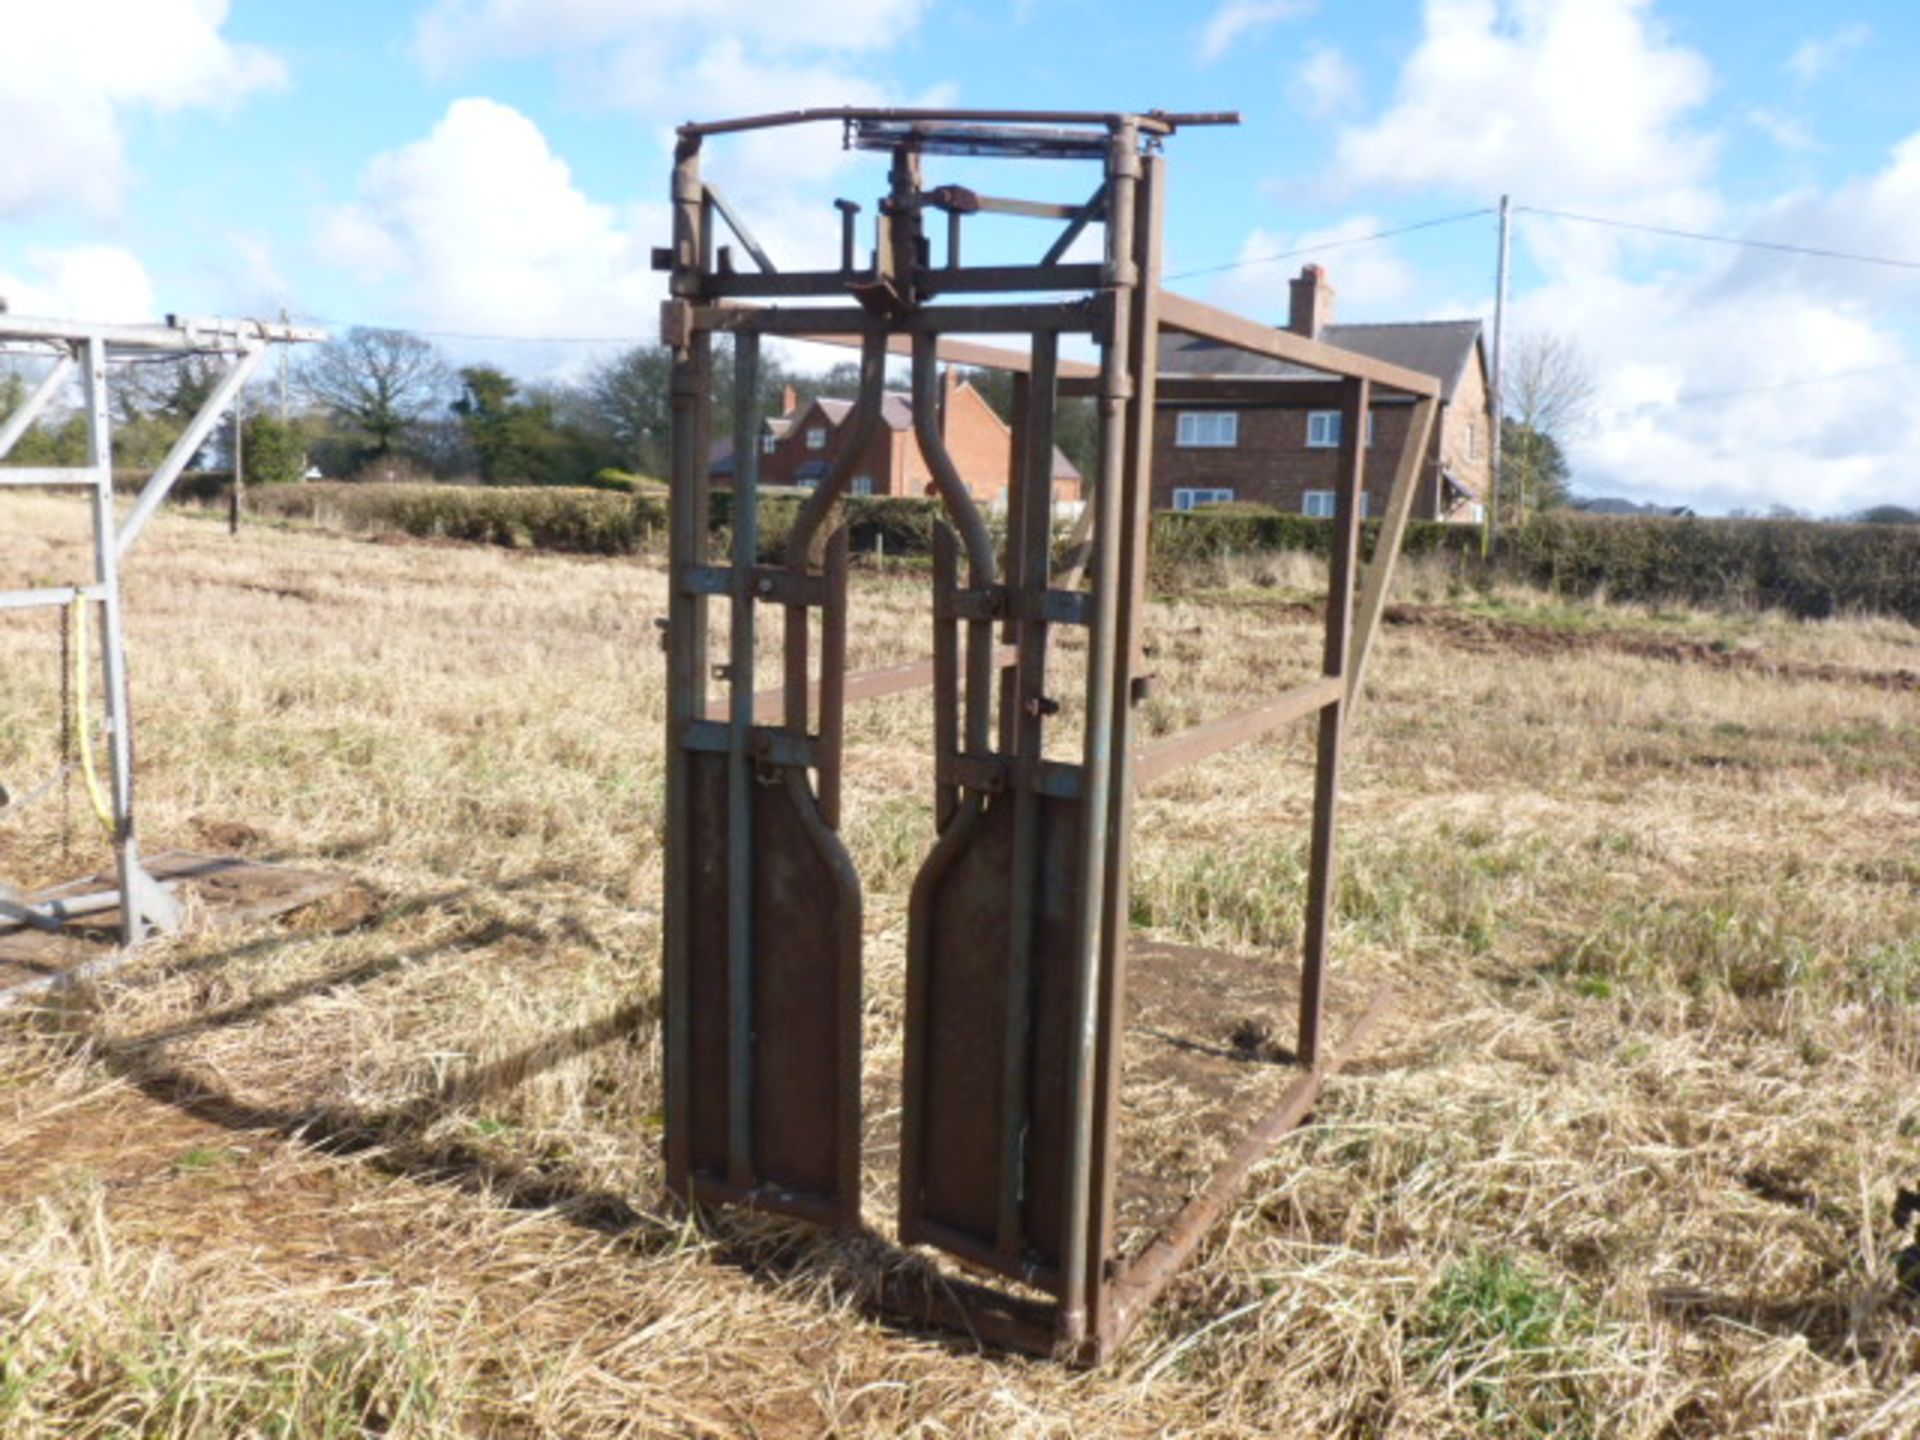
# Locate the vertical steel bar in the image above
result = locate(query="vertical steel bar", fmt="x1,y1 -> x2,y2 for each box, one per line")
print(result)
818,526 -> 850,829
999,373 -> 1030,756
725,331 -> 761,1190
80,337 -> 140,943
996,330 -> 1059,1261
1058,120 -> 1140,1346
1084,145 -> 1164,1353
663,134 -> 710,1198
908,332 -> 997,759
931,523 -> 960,829
1299,375 -> 1370,1066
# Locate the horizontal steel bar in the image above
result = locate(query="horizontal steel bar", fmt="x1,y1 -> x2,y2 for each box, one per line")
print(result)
677,106 -> 1201,139
0,883 -> 166,935
0,467 -> 102,488
1134,675 -> 1344,788
0,585 -> 104,613
693,299 -> 1101,338
790,328 -> 1101,379
683,720 -> 819,770
945,192 -> 1087,221
683,565 -> 830,608
919,264 -> 1106,295
1156,293 -> 1442,399
702,646 -> 1019,725
0,314 -> 324,351
943,754 -> 1084,800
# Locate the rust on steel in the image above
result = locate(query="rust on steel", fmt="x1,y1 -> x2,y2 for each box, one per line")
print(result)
660,106 -> 1431,1363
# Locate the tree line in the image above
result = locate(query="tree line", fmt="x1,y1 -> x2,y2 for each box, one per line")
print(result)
0,325 -> 1106,491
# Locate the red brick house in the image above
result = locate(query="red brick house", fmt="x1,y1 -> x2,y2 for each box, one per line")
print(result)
713,373 -> 1082,504
1153,265 -> 1492,523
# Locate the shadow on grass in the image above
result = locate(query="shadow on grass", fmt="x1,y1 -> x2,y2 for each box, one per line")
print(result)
52,910 -> 1041,1360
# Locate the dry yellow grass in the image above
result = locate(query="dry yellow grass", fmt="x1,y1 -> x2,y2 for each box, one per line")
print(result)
2,491 -> 1918,1437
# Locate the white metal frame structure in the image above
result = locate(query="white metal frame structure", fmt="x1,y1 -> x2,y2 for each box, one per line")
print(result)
0,313 -> 324,946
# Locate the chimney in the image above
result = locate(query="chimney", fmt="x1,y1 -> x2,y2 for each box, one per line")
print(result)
1287,264 -> 1335,340
780,383 -> 798,417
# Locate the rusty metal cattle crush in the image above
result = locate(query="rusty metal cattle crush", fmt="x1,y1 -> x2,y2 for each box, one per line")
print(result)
660,107 -> 1443,1362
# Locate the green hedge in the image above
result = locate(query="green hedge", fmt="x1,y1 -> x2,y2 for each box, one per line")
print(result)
1148,502 -> 1481,577
236,484 -> 1920,622
248,482 -> 667,555
1497,512 -> 1920,621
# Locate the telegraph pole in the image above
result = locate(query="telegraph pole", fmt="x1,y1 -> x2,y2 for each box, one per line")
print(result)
278,306 -> 290,421
1488,194 -> 1512,553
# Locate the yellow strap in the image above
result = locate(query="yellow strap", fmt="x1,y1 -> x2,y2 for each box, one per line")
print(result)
70,599 -> 115,836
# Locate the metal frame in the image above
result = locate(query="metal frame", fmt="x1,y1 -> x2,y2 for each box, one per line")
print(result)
0,314 -> 323,949
658,108 -> 1441,1362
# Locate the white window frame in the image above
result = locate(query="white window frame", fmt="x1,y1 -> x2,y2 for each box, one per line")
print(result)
1175,411 -> 1238,448
761,432 -> 777,454
1302,491 -> 1374,519
851,475 -> 875,497
1172,487 -> 1235,512
805,426 -> 826,451
1306,411 -> 1376,448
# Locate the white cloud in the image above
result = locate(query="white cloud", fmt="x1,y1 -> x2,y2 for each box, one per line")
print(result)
1512,132 -> 1920,515
315,99 -> 668,340
0,246 -> 157,321
1292,43 -> 1362,119
1331,0 -> 1717,224
1747,108 -> 1817,154
409,0 -> 948,276
1197,0 -> 1316,64
0,0 -> 284,218
1786,23 -> 1870,85
416,0 -> 926,77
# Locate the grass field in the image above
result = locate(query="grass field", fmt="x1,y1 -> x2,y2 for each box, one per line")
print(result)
2,492 -> 1918,1437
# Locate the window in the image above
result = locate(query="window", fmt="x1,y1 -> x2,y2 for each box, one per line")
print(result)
1173,487 -> 1234,511
851,476 -> 875,497
1466,423 -> 1478,460
761,433 -> 777,454
805,426 -> 826,450
1302,491 -> 1373,519
1175,411 -> 1238,448
1306,411 -> 1377,448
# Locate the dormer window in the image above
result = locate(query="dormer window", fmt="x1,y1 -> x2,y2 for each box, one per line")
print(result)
761,433 -> 777,454
805,426 -> 826,450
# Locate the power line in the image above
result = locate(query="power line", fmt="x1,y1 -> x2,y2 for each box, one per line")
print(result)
1515,204 -> 1920,273
1637,358 -> 1920,408
1164,207 -> 1494,281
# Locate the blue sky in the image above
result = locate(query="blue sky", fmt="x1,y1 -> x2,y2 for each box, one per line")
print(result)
3,0 -> 1918,513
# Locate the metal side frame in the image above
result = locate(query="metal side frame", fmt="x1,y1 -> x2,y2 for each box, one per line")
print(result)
0,315 -> 323,957
657,107 -> 1442,1365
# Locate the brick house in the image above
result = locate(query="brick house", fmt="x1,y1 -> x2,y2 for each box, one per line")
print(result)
713,373 -> 1082,504
1153,265 -> 1492,523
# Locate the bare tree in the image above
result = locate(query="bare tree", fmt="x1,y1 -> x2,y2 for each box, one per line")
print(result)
300,327 -> 450,459
1501,329 -> 1596,517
